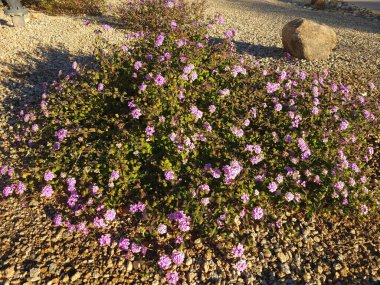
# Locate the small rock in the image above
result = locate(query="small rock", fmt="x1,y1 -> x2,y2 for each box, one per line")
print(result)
206,250 -> 212,261
263,248 -> 272,258
29,268 -> 40,279
303,272 -> 311,282
187,272 -> 196,282
334,263 -> 342,271
127,261 -> 133,272
29,199 -> 38,207
340,267 -> 349,277
71,272 -> 81,282
62,274 -> 69,283
185,257 -> 193,266
280,263 -> 291,275
92,271 -> 100,279
203,262 -> 209,273
106,259 -> 113,268
133,261 -> 140,270
5,266 -> 15,279
277,251 -> 288,263
48,263 -> 57,274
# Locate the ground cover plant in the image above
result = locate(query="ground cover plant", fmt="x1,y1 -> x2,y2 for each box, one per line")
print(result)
116,0 -> 206,33
1,0 -> 379,282
21,0 -> 106,15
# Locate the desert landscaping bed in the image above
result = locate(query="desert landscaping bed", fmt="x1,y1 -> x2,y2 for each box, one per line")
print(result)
0,0 -> 379,284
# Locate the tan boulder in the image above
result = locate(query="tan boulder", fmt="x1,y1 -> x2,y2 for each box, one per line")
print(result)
282,18 -> 337,60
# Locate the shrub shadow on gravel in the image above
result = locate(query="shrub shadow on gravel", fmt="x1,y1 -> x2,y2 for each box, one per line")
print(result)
210,37 -> 284,58
0,45 -> 94,119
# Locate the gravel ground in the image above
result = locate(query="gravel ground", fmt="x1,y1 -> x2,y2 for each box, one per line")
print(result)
207,0 -> 380,89
1,196 -> 379,284
0,0 -> 380,284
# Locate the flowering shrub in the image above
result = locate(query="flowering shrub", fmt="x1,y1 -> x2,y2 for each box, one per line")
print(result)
115,0 -> 206,33
21,0 -> 105,15
1,4 -> 379,281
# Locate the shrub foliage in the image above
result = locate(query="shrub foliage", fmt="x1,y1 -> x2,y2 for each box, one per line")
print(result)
21,0 -> 105,15
115,0 -> 207,33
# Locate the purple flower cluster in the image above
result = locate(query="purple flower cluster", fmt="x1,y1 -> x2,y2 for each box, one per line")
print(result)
250,154 -> 264,165
2,182 -> 27,197
165,170 -> 175,181
155,33 -> 165,47
104,209 -> 116,221
0,165 -> 9,175
94,217 -> 107,228
285,192 -> 294,202
220,89 -> 230,96
297,138 -> 311,160
224,29 -> 236,39
158,224 -> 167,234
231,65 -> 246,77
145,126 -> 155,136
44,171 -> 55,182
118,238 -> 130,251
223,160 -> 243,184
154,74 -> 166,86
131,108 -> 142,119
231,126 -> 244,137
268,181 -> 278,193
2,186 -> 13,197
252,206 -> 264,220
339,120 -> 349,131
168,211 -> 191,232
129,201 -> 146,214
236,259 -> 247,272
55,128 -> 68,141
266,82 -> 281,94
171,251 -> 185,265
134,61 -> 142,70
41,185 -> 54,198
98,234 -> 111,246
190,105 -> 203,120
158,254 -> 171,269
110,170 -> 120,181
232,243 -> 244,257
166,272 -> 179,284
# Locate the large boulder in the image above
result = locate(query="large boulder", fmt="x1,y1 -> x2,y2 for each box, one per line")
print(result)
282,18 -> 337,60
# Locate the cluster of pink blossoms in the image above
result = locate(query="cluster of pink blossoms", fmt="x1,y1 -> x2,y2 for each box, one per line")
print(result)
129,201 -> 146,214
168,211 -> 191,232
158,250 -> 185,270
190,105 -> 203,120
231,244 -> 247,273
54,128 -> 67,141
297,138 -> 311,160
2,182 -> 26,197
223,160 -> 243,184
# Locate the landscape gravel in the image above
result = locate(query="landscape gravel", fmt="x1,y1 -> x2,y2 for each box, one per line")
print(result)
207,0 -> 380,89
0,0 -> 379,284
